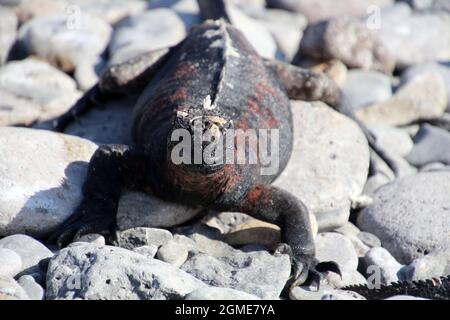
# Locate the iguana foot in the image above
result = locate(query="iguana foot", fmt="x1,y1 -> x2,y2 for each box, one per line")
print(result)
47,199 -> 117,248
276,243 -> 342,291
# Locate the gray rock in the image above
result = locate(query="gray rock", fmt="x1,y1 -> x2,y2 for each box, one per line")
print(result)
181,248 -> 291,299
401,62 -> 450,111
267,0 -> 393,23
357,172 -> 450,264
67,0 -> 147,24
420,162 -> 450,172
0,58 -> 82,125
117,191 -> 201,230
385,295 -> 428,300
0,128 -> 98,237
0,235 -> 53,271
73,234 -> 105,246
363,247 -> 403,285
0,8 -> 17,65
357,232 -> 381,248
400,247 -> 450,281
0,276 -> 29,300
368,150 -> 395,181
18,12 -> 112,86
324,269 -> 367,288
0,248 -> 22,277
117,227 -> 173,250
338,233 -> 370,257
64,96 -> 135,145
290,284 -> 366,300
46,243 -> 206,300
148,0 -> 201,31
342,70 -> 392,112
363,174 -> 391,197
274,102 -> 370,231
297,17 -> 395,74
11,0 -> 70,23
406,124 -> 450,167
185,287 -> 260,300
17,275 -> 44,300
368,4 -> 450,68
257,9 -> 307,61
225,3 -> 277,59
0,89 -> 41,126
170,0 -> 202,31
368,124 -> 414,157
108,8 -> 186,65
407,0 -> 450,12
334,222 -> 361,237
356,71 -> 447,126
315,232 -> 359,272
157,241 -> 189,267
132,245 -> 158,259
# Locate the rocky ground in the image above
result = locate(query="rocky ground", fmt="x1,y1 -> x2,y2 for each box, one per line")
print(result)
0,0 -> 449,300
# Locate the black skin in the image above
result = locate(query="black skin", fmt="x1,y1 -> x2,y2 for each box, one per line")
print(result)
48,20 -> 343,290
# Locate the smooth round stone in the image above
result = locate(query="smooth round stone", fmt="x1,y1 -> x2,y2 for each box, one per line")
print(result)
157,241 -> 189,267
222,218 -> 280,249
315,232 -> 359,272
400,247 -> 450,281
267,0 -> 393,23
297,17 -> 395,74
357,232 -> 381,248
0,58 -> 82,125
66,0 -> 147,24
356,71 -> 447,126
225,4 -> 277,59
0,248 -> 22,277
274,101 -> 370,231
18,13 -> 112,72
385,295 -> 428,300
108,8 -> 186,65
186,287 -> 260,300
74,234 -> 106,246
64,96 -> 135,145
117,191 -> 201,231
0,8 -> 17,65
401,62 -> 450,111
342,70 -> 392,112
362,247 -> 403,285
368,124 -> 414,157
117,227 -> 173,250
257,9 -> 306,61
0,276 -> 29,300
406,124 -> 450,167
368,4 -> 450,68
132,245 -> 158,259
0,127 -> 98,237
17,275 -> 44,300
357,172 -> 450,264
0,235 -> 52,271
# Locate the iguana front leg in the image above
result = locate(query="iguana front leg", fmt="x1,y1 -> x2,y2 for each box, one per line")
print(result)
263,58 -> 342,108
48,144 -> 148,247
53,47 -> 177,131
225,184 -> 341,290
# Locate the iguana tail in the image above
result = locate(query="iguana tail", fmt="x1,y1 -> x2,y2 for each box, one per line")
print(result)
343,275 -> 450,300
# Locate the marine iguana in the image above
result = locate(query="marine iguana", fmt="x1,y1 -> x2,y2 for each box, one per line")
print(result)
48,14 -> 345,290
49,0 -> 416,296
343,276 -> 450,300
